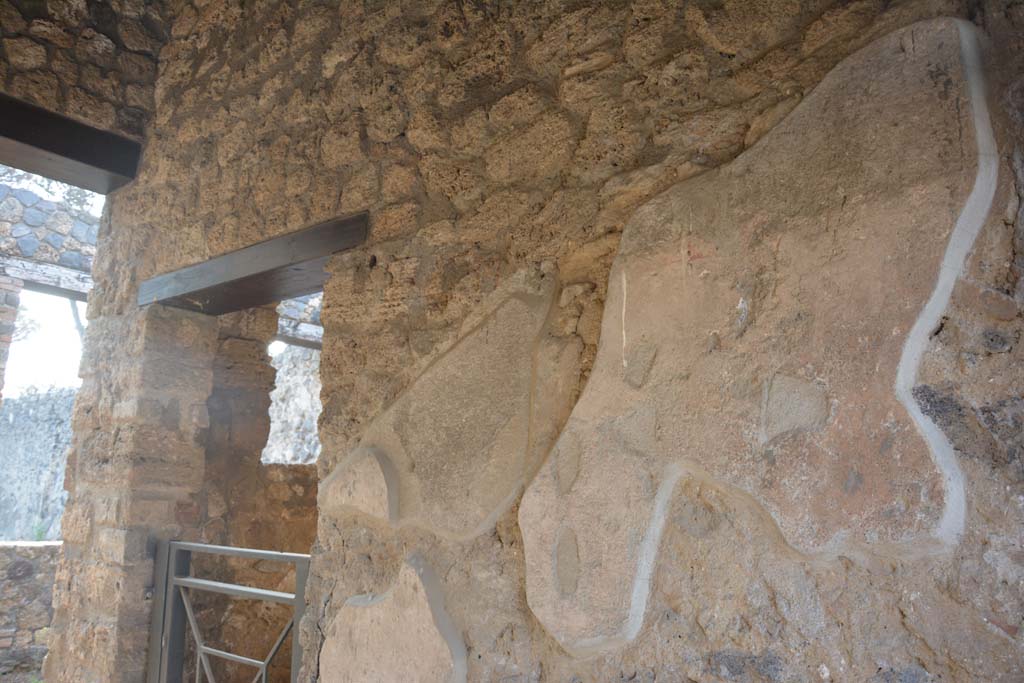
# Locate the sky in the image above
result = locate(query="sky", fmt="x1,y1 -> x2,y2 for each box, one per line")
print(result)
5,290 -> 86,398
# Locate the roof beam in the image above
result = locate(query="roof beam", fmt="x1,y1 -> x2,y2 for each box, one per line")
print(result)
137,213 -> 368,316
0,93 -> 141,194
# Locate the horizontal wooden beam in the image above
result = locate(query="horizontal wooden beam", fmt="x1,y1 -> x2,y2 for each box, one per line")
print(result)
137,213 -> 368,316
0,93 -> 141,194
0,255 -> 92,301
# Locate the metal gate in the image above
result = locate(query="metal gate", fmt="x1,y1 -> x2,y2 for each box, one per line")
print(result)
147,541 -> 310,683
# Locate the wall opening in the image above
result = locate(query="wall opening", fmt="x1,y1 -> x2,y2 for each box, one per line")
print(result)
185,297 -> 322,683
0,163 -> 102,544
262,339 -> 322,465
0,289 -> 84,541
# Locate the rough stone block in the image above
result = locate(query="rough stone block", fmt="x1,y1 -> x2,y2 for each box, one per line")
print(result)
3,37 -> 47,70
0,198 -> 23,224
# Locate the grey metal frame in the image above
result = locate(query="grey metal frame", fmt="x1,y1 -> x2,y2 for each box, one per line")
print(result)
147,541 -> 311,683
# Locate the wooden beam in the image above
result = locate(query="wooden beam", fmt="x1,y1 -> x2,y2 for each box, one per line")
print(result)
137,213 -> 368,316
0,93 -> 140,194
0,255 -> 92,301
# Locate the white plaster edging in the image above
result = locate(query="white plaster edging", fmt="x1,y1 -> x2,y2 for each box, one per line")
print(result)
620,270 -> 628,369
571,463 -> 685,657
894,20 -> 998,547
407,553 -> 468,683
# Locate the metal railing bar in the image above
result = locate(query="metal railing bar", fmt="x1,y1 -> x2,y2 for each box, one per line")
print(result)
173,576 -> 295,604
179,587 -> 217,683
169,541 -> 309,563
263,619 -> 293,667
291,558 -> 310,681
150,541 -> 311,683
201,646 -> 266,669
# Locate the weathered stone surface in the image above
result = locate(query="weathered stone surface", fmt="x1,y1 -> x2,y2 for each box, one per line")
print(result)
320,556 -> 465,682
521,18 -> 1003,657
321,265 -> 580,540
43,305 -> 219,683
0,1 -> 163,138
761,374 -> 829,444
0,388 -> 74,541
0,175 -> 100,272
0,542 -> 59,676
261,344 -> 322,465
20,1 -> 1022,681
2,38 -> 46,71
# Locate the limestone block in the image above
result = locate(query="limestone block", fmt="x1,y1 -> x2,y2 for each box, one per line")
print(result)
3,38 -> 47,71
319,555 -> 466,683
761,374 -> 829,444
321,265 -> 581,539
520,19 -> 999,656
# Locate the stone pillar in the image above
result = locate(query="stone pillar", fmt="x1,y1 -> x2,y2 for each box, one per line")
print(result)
0,274 -> 23,405
42,305 -> 218,683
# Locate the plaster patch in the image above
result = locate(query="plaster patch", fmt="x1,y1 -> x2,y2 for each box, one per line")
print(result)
320,554 -> 467,683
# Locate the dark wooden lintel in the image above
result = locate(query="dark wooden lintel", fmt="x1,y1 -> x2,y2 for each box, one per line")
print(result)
137,213 -> 368,316
0,93 -> 141,194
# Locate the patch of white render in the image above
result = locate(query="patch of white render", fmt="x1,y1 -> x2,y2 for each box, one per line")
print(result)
570,462 -> 686,657
894,20 -> 998,547
620,269 -> 628,369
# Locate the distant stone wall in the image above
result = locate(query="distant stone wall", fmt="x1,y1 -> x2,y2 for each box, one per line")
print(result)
0,388 -> 75,541
0,0 -> 166,139
263,344 -> 321,465
0,274 -> 18,401
0,184 -> 98,272
0,541 -> 59,677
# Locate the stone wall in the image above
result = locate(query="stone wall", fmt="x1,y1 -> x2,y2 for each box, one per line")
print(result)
0,388 -> 75,541
0,0 -> 166,139
0,273 -> 18,401
0,541 -> 59,678
43,305 -> 219,683
263,344 -> 321,465
37,1 -> 1024,682
0,183 -> 99,272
